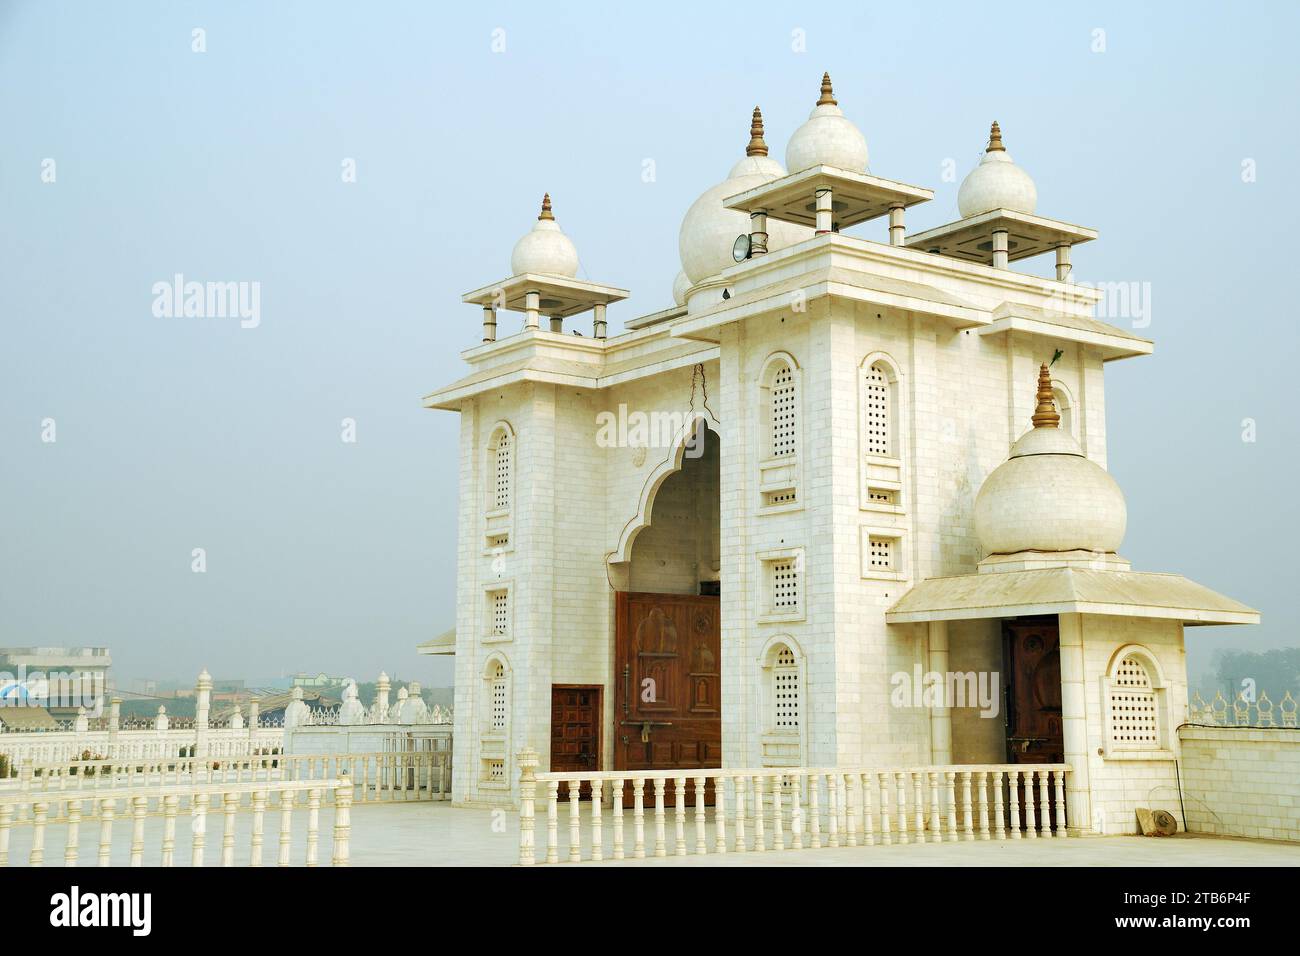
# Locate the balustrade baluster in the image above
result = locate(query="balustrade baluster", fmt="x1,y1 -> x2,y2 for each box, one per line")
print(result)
928,771 -> 941,843
1038,768 -> 1052,838
733,776 -> 747,852
306,788 -> 321,866
713,775 -> 727,854
1053,770 -> 1068,837
895,772 -> 909,845
961,771 -> 974,841
612,779 -> 625,860
250,790 -> 266,866
993,770 -> 1006,840
860,772 -> 874,846
632,777 -> 646,859
809,773 -> 823,849
674,776 -> 687,856
944,771 -> 958,842
29,801 -> 48,866
784,774 -> 800,850
826,772 -> 840,848
591,779 -> 604,862
0,804 -> 12,867
878,772 -> 892,846
567,778 -> 582,862
98,797 -> 115,866
840,773 -> 854,847
653,778 -> 668,858
977,772 -> 990,839
221,792 -> 238,866
769,774 -> 783,850
546,780 -> 560,864
1008,770 -> 1022,838
1023,770 -> 1037,839
191,796 -> 207,866
694,776 -> 707,855
66,800 -> 83,866
130,795 -> 147,866
913,771 -> 925,841
751,775 -> 766,851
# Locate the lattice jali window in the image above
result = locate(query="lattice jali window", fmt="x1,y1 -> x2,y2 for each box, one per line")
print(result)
773,646 -> 800,730
863,362 -> 891,457
1108,655 -> 1159,748
487,661 -> 507,732
492,431 -> 512,511
770,363 -> 797,458
482,759 -> 505,783
771,559 -> 800,612
485,588 -> 510,640
868,536 -> 895,572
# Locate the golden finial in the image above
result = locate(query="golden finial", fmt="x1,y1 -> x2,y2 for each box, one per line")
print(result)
746,106 -> 769,157
817,72 -> 837,106
538,193 -> 554,221
1031,363 -> 1060,429
987,121 -> 1005,152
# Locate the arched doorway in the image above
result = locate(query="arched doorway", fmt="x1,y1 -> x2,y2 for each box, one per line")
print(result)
615,425 -> 721,797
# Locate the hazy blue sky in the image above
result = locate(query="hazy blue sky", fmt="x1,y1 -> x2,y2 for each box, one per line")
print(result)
2,1 -> 1296,690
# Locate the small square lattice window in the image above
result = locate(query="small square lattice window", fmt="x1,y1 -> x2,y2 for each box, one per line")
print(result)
868,536 -> 896,572
483,759 -> 505,782
493,432 -> 511,511
771,364 -> 797,458
1109,656 -> 1159,748
488,589 -> 509,639
770,558 -> 801,613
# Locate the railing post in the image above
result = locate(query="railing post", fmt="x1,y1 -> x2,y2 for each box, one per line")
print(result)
1053,769 -> 1068,837
693,776 -> 707,855
130,795 -> 147,866
331,776 -> 352,866
160,794 -> 178,866
567,778 -> 582,863
516,748 -> 539,866
591,779 -> 604,862
632,777 -> 645,859
546,780 -> 560,864
29,801 -> 48,866
652,777 -> 667,858
0,803 -> 11,866
98,797 -> 116,866
713,775 -> 727,854
66,799 -> 83,866
612,779 -> 625,860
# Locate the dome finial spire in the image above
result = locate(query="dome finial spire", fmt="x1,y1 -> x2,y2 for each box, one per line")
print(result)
538,193 -> 554,221
817,72 -> 837,106
1031,363 -> 1060,429
987,120 -> 1005,152
746,106 -> 769,157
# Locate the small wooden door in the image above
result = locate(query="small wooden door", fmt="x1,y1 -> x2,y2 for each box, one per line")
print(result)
1003,617 -> 1064,828
614,591 -> 721,805
551,685 -> 601,800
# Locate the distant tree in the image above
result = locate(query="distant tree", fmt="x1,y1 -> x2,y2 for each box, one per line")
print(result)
1210,647 -> 1300,703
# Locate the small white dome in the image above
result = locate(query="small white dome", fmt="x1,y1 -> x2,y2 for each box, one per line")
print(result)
974,365 -> 1126,556
785,73 -> 868,174
672,271 -> 691,307
510,194 -> 579,277
957,122 -> 1037,218
678,107 -> 814,285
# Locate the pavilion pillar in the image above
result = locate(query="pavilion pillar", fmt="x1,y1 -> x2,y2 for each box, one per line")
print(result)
927,622 -> 952,765
991,229 -> 1009,269
1055,243 -> 1072,282
888,204 -> 906,246
815,188 -> 834,234
1057,612 -> 1094,834
749,210 -> 769,255
592,303 -> 607,339
481,305 -> 497,342
549,315 -> 562,334
524,291 -> 540,330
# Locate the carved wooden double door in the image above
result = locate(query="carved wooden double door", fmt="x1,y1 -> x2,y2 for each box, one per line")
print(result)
613,591 -> 721,805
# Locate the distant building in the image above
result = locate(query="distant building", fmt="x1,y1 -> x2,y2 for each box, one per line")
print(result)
0,646 -> 111,717
291,672 -> 347,689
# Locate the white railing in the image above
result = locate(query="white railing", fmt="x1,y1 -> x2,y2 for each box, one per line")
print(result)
0,726 -> 284,766
1188,690 -> 1298,727
0,776 -> 352,867
3,751 -> 450,810
517,758 -> 1070,865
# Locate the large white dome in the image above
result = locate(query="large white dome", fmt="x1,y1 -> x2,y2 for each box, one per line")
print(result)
974,366 -> 1126,556
785,73 -> 868,174
957,122 -> 1038,218
510,194 -> 579,277
678,107 -> 814,285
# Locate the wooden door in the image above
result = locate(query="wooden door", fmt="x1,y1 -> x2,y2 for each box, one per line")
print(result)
551,685 -> 601,800
614,591 -> 721,805
1003,617 -> 1064,828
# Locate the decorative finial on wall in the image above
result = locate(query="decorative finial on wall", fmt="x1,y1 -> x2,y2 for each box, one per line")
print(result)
1031,363 -> 1060,429
538,193 -> 554,221
817,72 -> 837,106
746,106 -> 769,157
987,121 -> 1005,152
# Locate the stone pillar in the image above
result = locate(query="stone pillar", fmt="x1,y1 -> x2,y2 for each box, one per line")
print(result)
108,697 -> 121,758
815,188 -> 834,234
593,303 -> 607,339
888,204 -> 906,246
927,622 -> 952,765
231,706 -> 244,731
524,291 -> 540,330
376,671 -> 391,722
517,748 -> 539,864
749,210 -> 769,255
991,229 -> 1009,269
1055,243 -> 1072,282
74,707 -> 89,734
548,314 -> 562,334
195,669 -> 212,759
155,706 -> 168,731
1057,613 -> 1094,834
482,305 -> 497,342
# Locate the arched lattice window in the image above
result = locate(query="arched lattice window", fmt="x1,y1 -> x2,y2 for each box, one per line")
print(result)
487,660 -> 507,732
770,362 -> 798,458
862,362 -> 892,457
772,645 -> 800,731
489,428 -> 512,512
1108,654 -> 1159,749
